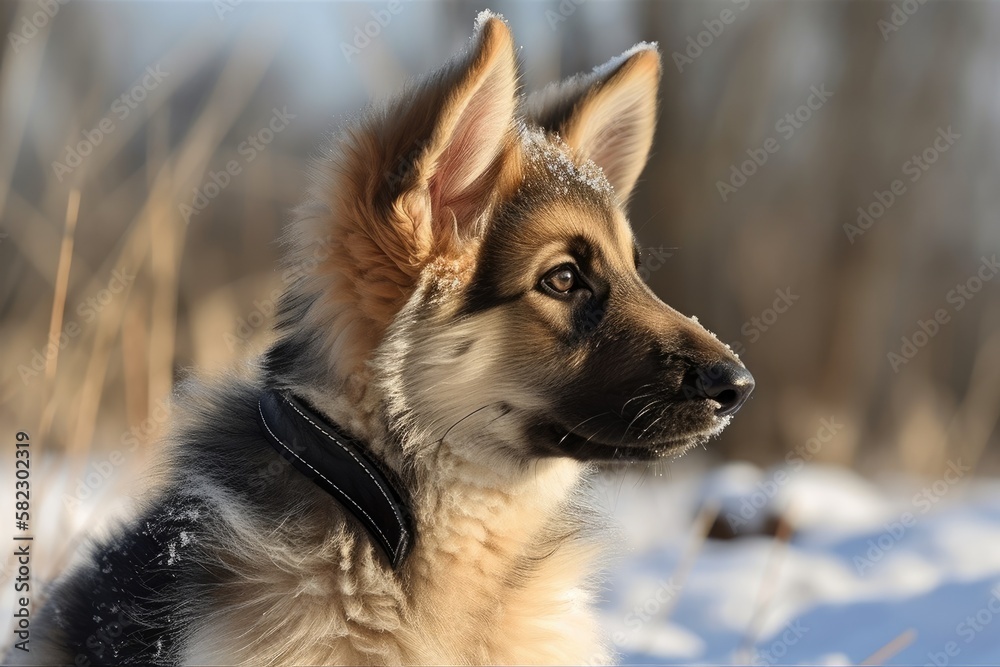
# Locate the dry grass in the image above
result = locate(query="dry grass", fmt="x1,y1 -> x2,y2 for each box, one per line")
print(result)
0,3 -> 998,653
1,1 -> 997,475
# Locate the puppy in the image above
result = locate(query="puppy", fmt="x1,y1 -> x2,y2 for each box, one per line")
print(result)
20,11 -> 752,666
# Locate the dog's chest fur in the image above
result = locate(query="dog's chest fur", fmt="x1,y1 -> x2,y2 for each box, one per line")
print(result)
179,430 -> 609,665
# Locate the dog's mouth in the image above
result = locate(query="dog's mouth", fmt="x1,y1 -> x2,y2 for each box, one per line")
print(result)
529,417 -> 730,463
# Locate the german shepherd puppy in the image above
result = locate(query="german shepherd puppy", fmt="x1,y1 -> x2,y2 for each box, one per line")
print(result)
21,12 -> 752,666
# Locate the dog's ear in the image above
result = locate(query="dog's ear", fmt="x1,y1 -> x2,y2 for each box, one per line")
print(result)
367,12 -> 519,261
305,13 -> 519,369
527,44 -> 660,204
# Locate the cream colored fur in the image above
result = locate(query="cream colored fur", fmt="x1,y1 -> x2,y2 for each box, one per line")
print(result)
148,12 -> 660,666
177,279 -> 612,665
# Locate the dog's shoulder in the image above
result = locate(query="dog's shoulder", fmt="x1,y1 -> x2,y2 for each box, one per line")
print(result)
28,376 -> 324,665
29,490 -> 212,665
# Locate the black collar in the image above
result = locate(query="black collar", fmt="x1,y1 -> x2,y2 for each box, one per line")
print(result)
255,388 -> 413,568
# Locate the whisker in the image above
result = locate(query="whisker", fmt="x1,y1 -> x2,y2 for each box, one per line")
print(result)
637,414 -> 665,441
620,384 -> 661,411
618,399 -> 662,446
439,403 -> 498,444
557,412 -> 612,447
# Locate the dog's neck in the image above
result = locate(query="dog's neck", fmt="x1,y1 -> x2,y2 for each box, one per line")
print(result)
256,388 -> 414,567
296,369 -> 583,487
270,374 -> 604,663
293,378 -> 589,570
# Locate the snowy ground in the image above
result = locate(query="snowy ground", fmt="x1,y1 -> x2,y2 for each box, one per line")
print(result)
595,456 -> 1000,666
3,454 -> 1000,665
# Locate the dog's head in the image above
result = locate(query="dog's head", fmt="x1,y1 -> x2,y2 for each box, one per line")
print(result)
273,13 -> 752,466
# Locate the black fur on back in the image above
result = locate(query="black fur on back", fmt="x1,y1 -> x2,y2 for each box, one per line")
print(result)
26,373 -> 357,665
36,494 -> 209,666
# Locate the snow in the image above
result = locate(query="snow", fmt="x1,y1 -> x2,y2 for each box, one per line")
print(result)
3,453 -> 1000,664
521,124 -> 615,198
593,456 -> 1000,665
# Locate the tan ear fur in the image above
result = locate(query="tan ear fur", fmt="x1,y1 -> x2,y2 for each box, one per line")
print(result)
368,11 -> 520,265
281,13 -> 521,383
420,15 -> 519,235
527,44 -> 661,203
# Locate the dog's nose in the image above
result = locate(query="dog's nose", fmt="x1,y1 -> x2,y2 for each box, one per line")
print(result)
684,363 -> 755,417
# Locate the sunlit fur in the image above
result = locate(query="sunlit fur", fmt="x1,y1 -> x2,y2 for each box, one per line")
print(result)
21,12 -> 751,666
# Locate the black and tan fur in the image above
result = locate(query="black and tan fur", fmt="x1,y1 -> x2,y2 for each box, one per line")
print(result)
18,12 -> 752,665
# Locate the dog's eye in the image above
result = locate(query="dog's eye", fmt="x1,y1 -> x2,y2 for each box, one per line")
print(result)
541,266 -> 578,295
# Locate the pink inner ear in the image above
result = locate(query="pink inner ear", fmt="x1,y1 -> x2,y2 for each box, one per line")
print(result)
430,62 -> 514,222
584,87 -> 652,191
573,77 -> 656,201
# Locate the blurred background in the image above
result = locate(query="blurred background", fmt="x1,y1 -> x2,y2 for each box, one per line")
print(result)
1,1 -> 1000,664
3,0 -> 999,477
